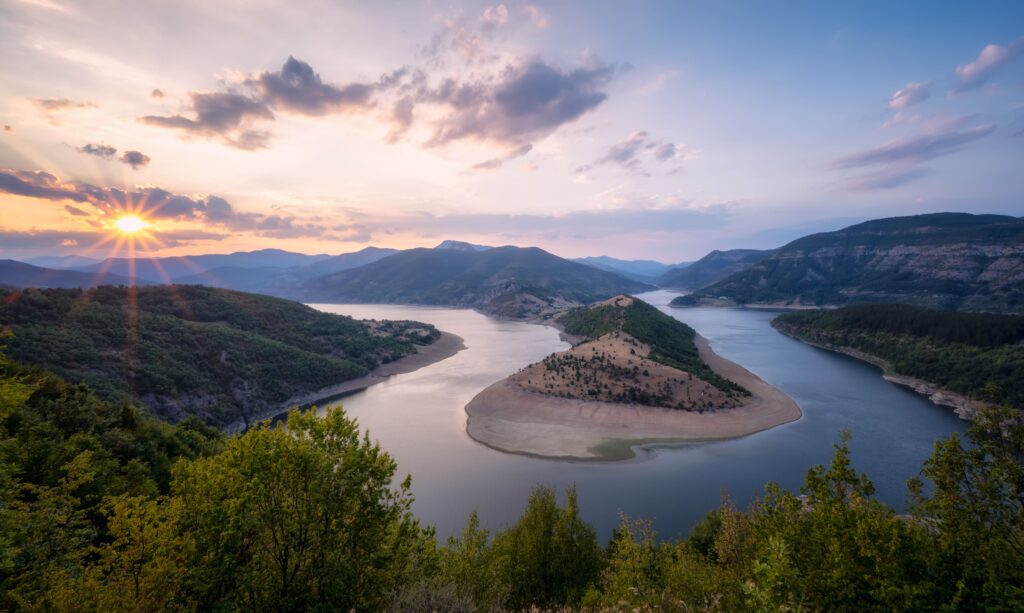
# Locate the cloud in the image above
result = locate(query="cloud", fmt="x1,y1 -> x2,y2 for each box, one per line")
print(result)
0,228 -> 224,254
344,202 -> 730,242
578,131 -> 696,175
829,121 -> 994,191
480,5 -> 508,33
955,39 -> 1024,91
64,204 -> 90,216
0,168 -> 320,236
140,91 -> 273,150
77,143 -> 117,159
32,97 -> 93,112
888,81 -> 931,109
150,88 -> 164,98
120,150 -> 150,169
837,165 -> 932,192
471,143 -> 532,170
830,123 -> 994,169
426,58 -> 615,147
254,56 -> 374,116
3,125 -> 11,132
524,5 -> 550,30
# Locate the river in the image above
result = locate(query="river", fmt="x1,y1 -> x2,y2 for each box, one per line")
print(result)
311,290 -> 967,542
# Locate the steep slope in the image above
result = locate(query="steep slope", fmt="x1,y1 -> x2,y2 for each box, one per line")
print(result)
301,246 -> 654,318
680,213 -> 1024,312
0,259 -> 150,288
75,248 -> 332,283
0,285 -> 440,427
573,256 -> 678,284
657,249 -> 772,289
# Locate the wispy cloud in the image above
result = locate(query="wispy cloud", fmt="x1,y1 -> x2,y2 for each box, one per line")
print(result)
888,81 -> 931,109
829,120 -> 994,191
76,143 -> 151,169
955,39 -> 1024,91
578,131 -> 696,175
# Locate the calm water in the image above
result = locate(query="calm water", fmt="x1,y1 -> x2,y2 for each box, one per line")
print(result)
311,290 -> 967,542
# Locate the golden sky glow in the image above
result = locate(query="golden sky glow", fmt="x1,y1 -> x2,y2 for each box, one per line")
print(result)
114,215 -> 148,235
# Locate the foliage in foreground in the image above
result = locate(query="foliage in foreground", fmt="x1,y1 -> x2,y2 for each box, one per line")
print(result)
1,349 -> 1022,611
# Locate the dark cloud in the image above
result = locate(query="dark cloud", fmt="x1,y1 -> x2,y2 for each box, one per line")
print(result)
120,150 -> 151,169
830,124 -> 995,169
955,39 -> 1024,91
255,57 -> 374,115
151,88 -> 165,98
3,125 -> 11,132
426,59 -> 615,147
578,131 -> 691,175
0,170 -> 89,202
140,92 -> 273,150
64,204 -> 90,217
77,143 -> 117,159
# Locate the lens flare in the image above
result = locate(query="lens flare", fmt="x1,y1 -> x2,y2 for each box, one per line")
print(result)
114,215 -> 148,234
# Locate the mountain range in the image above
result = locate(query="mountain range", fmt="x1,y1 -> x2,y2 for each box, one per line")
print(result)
0,259 -> 151,289
657,249 -> 773,289
676,213 -> 1024,313
300,246 -> 654,318
571,256 -> 686,284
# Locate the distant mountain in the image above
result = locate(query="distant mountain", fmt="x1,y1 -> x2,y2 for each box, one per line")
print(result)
74,248 -> 333,283
20,254 -> 102,269
0,285 -> 440,427
434,240 -> 492,251
0,260 -> 149,289
573,256 -> 681,284
658,249 -> 772,289
300,246 -> 654,319
678,213 -> 1024,313
174,247 -> 400,294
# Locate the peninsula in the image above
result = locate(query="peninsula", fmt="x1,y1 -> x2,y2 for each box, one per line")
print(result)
465,296 -> 801,460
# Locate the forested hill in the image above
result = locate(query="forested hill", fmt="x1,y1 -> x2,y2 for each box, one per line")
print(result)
773,303 -> 1024,408
683,213 -> 1024,312
300,246 -> 653,319
520,294 -> 753,407
0,285 -> 439,427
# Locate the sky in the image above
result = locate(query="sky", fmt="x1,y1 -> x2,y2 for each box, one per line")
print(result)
0,0 -> 1022,262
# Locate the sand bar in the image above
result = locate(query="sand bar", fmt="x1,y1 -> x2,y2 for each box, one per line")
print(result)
464,334 -> 801,461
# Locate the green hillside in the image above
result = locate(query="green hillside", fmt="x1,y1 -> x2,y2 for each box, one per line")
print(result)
301,246 -> 654,317
773,303 -> 1024,407
558,297 -> 747,395
686,213 -> 1024,312
0,285 -> 438,427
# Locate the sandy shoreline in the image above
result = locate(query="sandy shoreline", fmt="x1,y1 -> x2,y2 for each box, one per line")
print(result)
225,331 -> 466,433
464,334 -> 801,461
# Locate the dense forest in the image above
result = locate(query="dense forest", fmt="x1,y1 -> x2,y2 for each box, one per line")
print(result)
0,348 -> 1021,611
773,304 -> 1024,408
0,286 -> 439,427
558,297 -> 748,396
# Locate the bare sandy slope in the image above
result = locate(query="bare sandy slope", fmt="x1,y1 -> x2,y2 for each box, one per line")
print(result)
465,334 -> 800,461
225,331 -> 466,433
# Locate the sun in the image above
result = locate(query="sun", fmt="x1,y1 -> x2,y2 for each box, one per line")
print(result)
114,215 -> 148,234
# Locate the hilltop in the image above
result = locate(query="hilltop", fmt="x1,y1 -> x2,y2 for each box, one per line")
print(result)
675,213 -> 1024,312
658,249 -> 772,289
299,246 -> 654,319
0,285 -> 454,428
0,259 -> 151,289
465,296 -> 799,459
